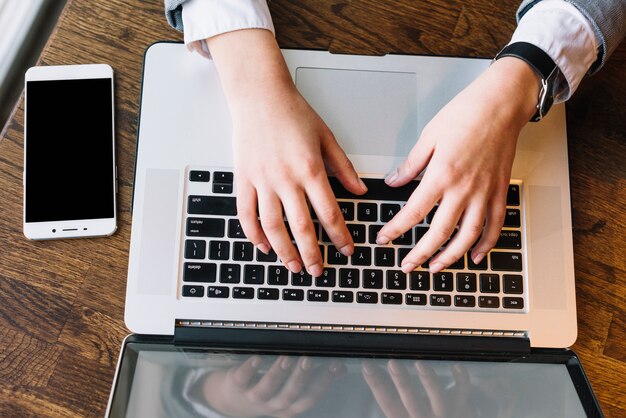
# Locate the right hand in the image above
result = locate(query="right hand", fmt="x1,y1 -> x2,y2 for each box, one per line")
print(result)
206,29 -> 367,276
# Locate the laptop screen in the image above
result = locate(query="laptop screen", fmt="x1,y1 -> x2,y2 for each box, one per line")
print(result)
108,341 -> 590,417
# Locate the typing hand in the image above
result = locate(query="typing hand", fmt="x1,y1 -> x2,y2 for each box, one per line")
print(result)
207,29 -> 366,277
363,360 -> 471,418
202,355 -> 346,418
377,57 -> 539,273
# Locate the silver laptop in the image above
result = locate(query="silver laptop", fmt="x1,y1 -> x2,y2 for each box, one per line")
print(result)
125,42 -> 576,349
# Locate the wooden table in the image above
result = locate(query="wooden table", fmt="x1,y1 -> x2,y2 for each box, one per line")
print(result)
0,0 -> 624,416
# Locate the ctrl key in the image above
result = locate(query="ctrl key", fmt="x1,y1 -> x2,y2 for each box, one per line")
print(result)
182,285 -> 204,297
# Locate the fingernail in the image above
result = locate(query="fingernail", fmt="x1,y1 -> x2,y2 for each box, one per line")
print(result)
251,357 -> 262,368
401,262 -> 416,273
308,263 -> 323,277
388,360 -> 401,375
287,260 -> 302,273
429,262 -> 444,273
358,177 -> 368,192
385,169 -> 399,185
376,235 -> 390,245
362,362 -> 375,375
472,252 -> 485,265
301,357 -> 312,370
281,357 -> 292,370
339,245 -> 353,257
257,243 -> 271,255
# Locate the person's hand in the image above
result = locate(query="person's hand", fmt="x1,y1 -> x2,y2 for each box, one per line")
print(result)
362,360 -> 471,418
202,355 -> 346,418
377,57 -> 540,273
206,29 -> 366,277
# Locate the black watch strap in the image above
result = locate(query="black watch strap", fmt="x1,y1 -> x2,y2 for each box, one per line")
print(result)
495,41 -> 559,122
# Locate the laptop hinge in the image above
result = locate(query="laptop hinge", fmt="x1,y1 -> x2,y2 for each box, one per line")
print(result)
174,320 -> 531,355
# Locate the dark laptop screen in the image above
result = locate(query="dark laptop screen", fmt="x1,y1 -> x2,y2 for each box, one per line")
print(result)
108,342 -> 590,418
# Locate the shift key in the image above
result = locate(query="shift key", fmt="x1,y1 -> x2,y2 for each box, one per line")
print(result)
188,196 -> 237,216
491,252 -> 523,272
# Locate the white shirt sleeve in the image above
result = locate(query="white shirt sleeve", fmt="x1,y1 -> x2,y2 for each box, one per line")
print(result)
510,0 -> 598,102
181,0 -> 274,59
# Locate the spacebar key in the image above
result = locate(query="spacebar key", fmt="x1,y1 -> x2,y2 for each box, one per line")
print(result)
188,195 -> 237,216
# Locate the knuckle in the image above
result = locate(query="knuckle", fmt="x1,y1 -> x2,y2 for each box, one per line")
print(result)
260,216 -> 284,234
318,206 -> 343,226
290,215 -> 311,236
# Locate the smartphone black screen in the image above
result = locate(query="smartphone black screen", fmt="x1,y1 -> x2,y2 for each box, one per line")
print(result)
25,78 -> 114,223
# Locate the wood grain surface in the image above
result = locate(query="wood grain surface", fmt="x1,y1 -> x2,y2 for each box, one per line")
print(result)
0,0 -> 624,416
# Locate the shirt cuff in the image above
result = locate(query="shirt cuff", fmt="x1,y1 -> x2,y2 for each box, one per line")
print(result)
182,0 -> 275,59
510,0 -> 598,102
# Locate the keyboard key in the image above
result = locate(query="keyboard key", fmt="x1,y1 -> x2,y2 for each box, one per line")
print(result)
495,230 -> 522,249
213,183 -> 233,194
381,204 -> 401,222
329,177 -> 417,202
228,219 -> 246,239
214,171 -> 234,183
490,252 -> 523,272
454,295 -> 476,307
374,247 -> 395,267
467,252 -> 488,270
183,262 -> 217,282
347,224 -> 366,243
398,248 -> 411,268
504,209 -> 521,227
308,289 -> 329,302
220,264 -> 240,283
392,229 -> 413,245
357,203 -> 378,222
208,286 -> 229,298
188,195 -> 237,216
258,288 -> 280,300
283,289 -> 305,301
292,271 -> 313,286
409,271 -> 430,291
339,269 -> 359,288
415,226 -> 428,242
479,274 -> 500,293
456,273 -> 476,292
363,269 -> 383,289
185,240 -> 206,259
257,248 -> 278,263
352,246 -> 371,266
338,201 -> 355,220
478,296 -> 500,308
243,265 -> 265,284
368,224 -> 383,244
503,275 -> 524,294
182,285 -> 204,297
187,217 -> 225,237
233,241 -> 254,261
386,270 -> 407,290
503,297 -> 524,309
382,293 -> 403,305
209,241 -> 230,260
433,272 -> 454,291
430,294 -> 452,306
233,287 -> 254,299
316,268 -> 336,287
268,266 -> 289,285
426,205 -> 438,224
507,184 -> 520,206
406,293 -> 427,305
189,170 -> 210,182
357,291 -> 378,304
327,246 -> 348,265
332,291 -> 354,303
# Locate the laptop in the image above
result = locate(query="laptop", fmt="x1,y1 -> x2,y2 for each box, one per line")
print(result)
107,41 -> 600,417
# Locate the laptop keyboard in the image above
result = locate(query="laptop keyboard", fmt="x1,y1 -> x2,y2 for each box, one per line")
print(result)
181,167 -> 527,312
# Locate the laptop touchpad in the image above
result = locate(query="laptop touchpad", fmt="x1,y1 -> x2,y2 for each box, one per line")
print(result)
296,67 -> 418,158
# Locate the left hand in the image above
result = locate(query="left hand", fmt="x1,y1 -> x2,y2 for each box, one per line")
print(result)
377,57 -> 540,273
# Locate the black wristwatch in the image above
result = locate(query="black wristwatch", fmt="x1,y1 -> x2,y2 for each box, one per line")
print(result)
494,41 -> 559,122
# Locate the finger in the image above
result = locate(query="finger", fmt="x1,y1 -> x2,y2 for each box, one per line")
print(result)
288,360 -> 342,416
236,180 -> 271,254
362,361 -> 410,418
377,178 -> 440,245
385,134 -> 434,187
471,189 -> 507,265
269,356 -> 318,412
451,364 -> 471,402
321,131 -> 367,195
429,203 -> 486,273
228,355 -> 263,389
247,356 -> 294,402
414,361 -> 446,418
278,188 -> 324,277
399,197 -> 463,273
257,191 -> 302,273
307,179 -> 353,257
387,360 -> 427,418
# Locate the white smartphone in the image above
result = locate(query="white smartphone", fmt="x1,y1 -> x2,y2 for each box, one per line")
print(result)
23,64 -> 117,240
